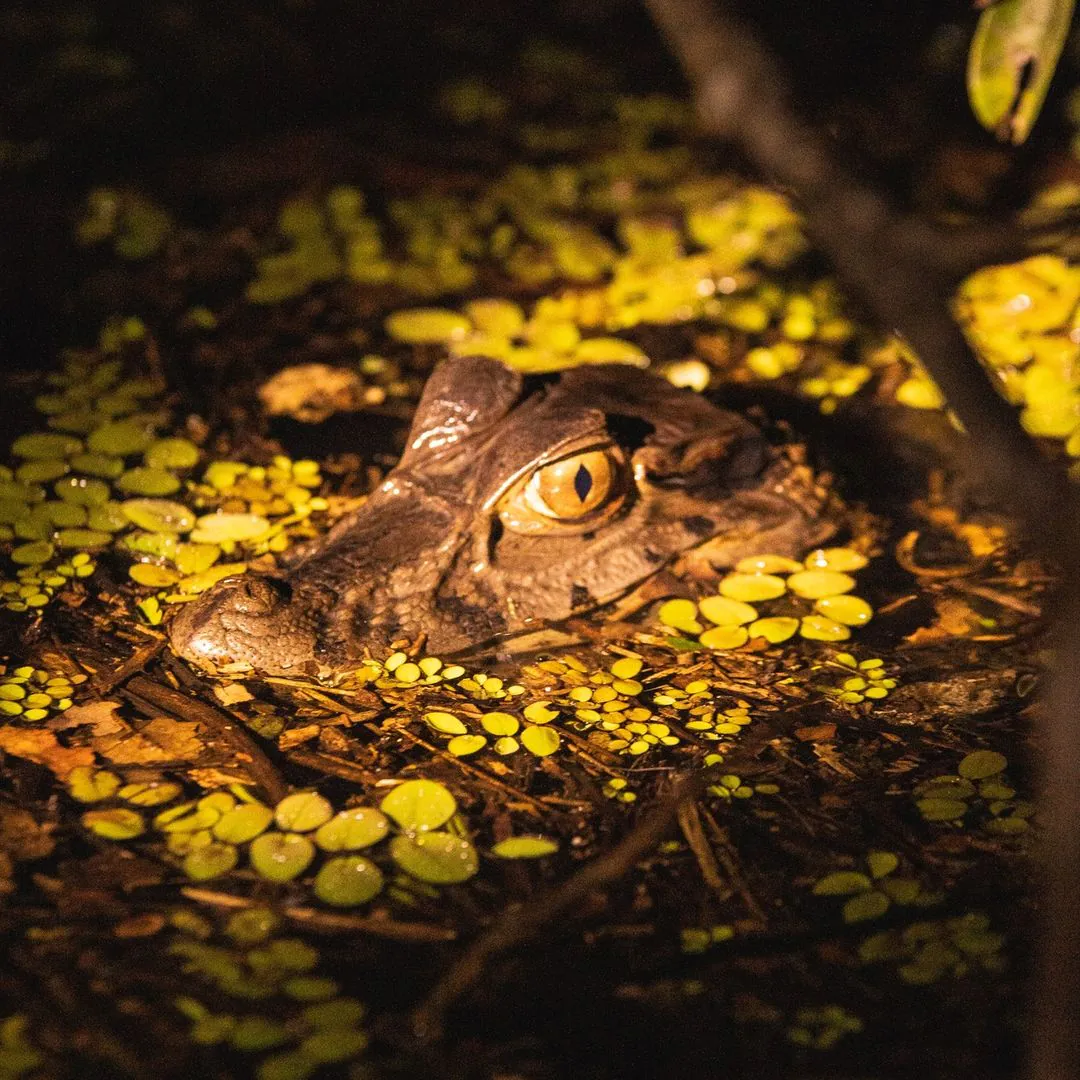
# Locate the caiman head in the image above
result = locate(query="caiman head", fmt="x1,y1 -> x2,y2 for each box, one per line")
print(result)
169,355 -> 832,675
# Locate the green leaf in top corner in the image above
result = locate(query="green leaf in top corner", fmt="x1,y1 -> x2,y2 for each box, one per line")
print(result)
967,0 -> 1076,144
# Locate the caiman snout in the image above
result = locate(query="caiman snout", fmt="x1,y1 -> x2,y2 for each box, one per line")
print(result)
230,575 -> 292,615
168,572 -> 321,674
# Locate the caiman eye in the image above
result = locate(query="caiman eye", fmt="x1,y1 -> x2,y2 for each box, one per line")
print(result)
498,448 -> 627,534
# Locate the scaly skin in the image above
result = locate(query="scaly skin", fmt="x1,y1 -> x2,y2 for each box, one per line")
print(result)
169,357 -> 833,675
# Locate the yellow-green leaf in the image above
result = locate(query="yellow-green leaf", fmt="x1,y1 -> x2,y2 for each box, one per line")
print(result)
967,0 -> 1076,144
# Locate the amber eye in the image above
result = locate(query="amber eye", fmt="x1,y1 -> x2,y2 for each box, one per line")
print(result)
498,448 -> 626,533
526,450 -> 614,518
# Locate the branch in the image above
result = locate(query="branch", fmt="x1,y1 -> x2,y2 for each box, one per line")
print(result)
642,2 -> 1080,1077
410,767 -> 711,1041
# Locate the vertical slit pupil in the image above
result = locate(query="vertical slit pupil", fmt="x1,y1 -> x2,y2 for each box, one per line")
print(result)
574,463 -> 593,503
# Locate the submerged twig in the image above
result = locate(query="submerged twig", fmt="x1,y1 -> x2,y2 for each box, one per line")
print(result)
677,797 -> 730,899
642,3 -> 1080,1075
181,887 -> 455,943
126,675 -> 288,803
410,766 -> 714,1041
699,803 -> 768,926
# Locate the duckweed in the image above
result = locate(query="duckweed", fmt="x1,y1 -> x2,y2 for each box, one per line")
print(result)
603,777 -> 637,803
0,665 -> 80,719
67,765 -> 122,802
447,734 -> 487,756
812,852 -> 937,923
81,807 -> 146,840
786,569 -> 855,599
389,832 -> 479,885
719,572 -> 786,602
798,614 -> 851,641
379,779 -> 456,833
787,1005 -> 864,1050
859,912 -> 1006,983
313,808 -> 389,851
274,792 -> 333,833
213,804 -> 275,844
121,498 -> 195,532
814,653 -> 897,706
913,753 -> 1032,833
248,833 -> 317,882
520,725 -> 561,756
698,595 -> 757,626
184,843 -> 240,882
656,550 -> 872,650
491,836 -> 559,859
385,308 -> 472,344
312,856 -> 384,907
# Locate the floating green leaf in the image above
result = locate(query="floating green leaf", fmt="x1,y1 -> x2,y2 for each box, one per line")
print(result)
129,563 -> 182,588
121,498 -> 196,533
423,710 -> 468,735
67,766 -> 121,803
229,1015 -> 291,1052
144,437 -> 200,469
190,512 -> 271,544
213,803 -> 274,844
866,851 -> 899,879
314,807 -> 390,851
249,832 -> 316,881
12,433 -> 82,459
447,734 -> 487,756
297,1028 -> 369,1064
274,792 -> 334,833
812,870 -> 871,896
54,476 -> 111,506
313,856 -> 385,906
958,750 -> 1008,781
843,889 -> 890,923
11,541 -> 55,565
379,780 -> 456,833
390,832 -> 479,884
879,877 -> 923,905
385,308 -> 471,344
87,416 -> 157,456
116,467 -> 181,496
301,998 -> 366,1029
520,725 -> 560,757
257,1051 -> 318,1080
917,797 -> 969,822
184,842 -> 239,881
70,452 -> 124,478
491,835 -> 559,859
81,808 -> 145,840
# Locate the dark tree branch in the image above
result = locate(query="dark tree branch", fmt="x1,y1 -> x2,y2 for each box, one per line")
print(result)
642,2 -> 1080,1077
410,767 -> 712,1041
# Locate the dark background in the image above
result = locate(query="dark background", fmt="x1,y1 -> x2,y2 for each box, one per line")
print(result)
0,0 -> 1070,360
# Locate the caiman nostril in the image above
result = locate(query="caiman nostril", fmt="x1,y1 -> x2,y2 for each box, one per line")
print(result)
231,576 -> 291,614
